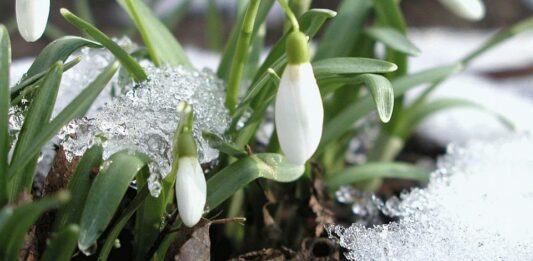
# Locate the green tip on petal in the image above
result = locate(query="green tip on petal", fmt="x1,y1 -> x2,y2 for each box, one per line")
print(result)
286,30 -> 309,64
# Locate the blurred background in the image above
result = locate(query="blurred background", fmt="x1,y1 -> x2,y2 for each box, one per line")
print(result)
1,0 -> 532,58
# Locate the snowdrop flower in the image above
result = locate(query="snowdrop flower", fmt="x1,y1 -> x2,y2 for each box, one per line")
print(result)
174,103 -> 206,227
16,0 -> 50,42
275,30 -> 324,165
439,0 -> 485,21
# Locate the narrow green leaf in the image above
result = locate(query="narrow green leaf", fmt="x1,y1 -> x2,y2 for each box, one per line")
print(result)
366,26 -> 420,56
326,162 -> 430,189
396,98 -> 516,138
60,8 -> 147,82
54,145 -> 103,230
11,57 -> 82,103
217,0 -> 275,80
314,0 -> 372,60
117,0 -> 191,67
313,57 -> 398,77
0,207 -> 14,232
7,62 -> 119,183
357,74 -> 394,123
462,17 -> 533,65
41,224 -> 80,261
24,36 -> 100,82
207,153 -> 304,210
99,184 -> 150,261
0,25 -> 10,205
8,63 -> 63,201
78,151 -> 150,252
320,64 -> 460,148
203,132 -> 247,158
0,192 -> 70,261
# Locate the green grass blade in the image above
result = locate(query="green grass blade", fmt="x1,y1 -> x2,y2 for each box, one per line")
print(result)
117,0 -> 191,67
0,191 -> 70,261
358,74 -> 394,123
0,26 -> 10,206
366,26 -> 420,56
78,151 -> 150,252
53,145 -> 103,230
7,62 -> 119,184
206,0 -> 223,51
8,63 -> 63,201
207,153 -> 304,210
314,0 -> 372,60
396,98 -> 515,138
320,64 -> 460,149
313,57 -> 398,76
61,8 -> 147,82
41,224 -> 80,261
203,132 -> 247,158
326,162 -> 430,189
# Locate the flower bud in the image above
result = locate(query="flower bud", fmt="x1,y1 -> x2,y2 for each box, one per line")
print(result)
275,31 -> 323,165
175,155 -> 206,227
16,0 -> 50,42
439,0 -> 485,21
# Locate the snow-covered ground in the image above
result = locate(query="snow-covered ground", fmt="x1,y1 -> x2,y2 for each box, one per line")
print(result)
328,134 -> 533,260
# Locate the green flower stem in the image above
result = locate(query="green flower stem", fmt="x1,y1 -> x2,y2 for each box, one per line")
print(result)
225,0 -> 261,114
277,0 -> 300,31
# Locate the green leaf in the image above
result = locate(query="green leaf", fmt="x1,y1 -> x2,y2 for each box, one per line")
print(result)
41,224 -> 80,261
99,184 -> 150,261
7,62 -> 119,184
61,8 -> 147,82
320,64 -> 460,149
313,57 -> 398,77
24,36 -> 100,82
396,98 -> 516,138
207,153 -> 304,210
314,0 -> 372,60
203,131 -> 247,158
217,0 -> 275,80
0,25 -> 10,205
78,151 -> 150,252
54,145 -> 103,230
8,63 -> 63,201
0,192 -> 70,261
11,57 -> 82,102
117,0 -> 191,67
326,162 -> 430,189
462,17 -> 533,65
366,26 -> 420,56
356,74 -> 394,123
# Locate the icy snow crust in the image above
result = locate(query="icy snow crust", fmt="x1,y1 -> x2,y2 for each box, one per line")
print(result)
328,134 -> 533,260
61,65 -> 230,195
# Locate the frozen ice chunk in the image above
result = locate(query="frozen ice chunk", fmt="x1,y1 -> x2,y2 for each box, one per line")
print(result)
328,134 -> 533,260
61,65 -> 230,196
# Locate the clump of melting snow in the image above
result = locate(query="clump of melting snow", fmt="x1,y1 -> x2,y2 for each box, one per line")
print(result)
328,134 -> 533,260
8,38 -> 133,177
60,65 -> 230,196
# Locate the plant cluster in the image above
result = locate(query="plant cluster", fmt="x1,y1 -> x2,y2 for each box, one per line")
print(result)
0,0 -> 531,259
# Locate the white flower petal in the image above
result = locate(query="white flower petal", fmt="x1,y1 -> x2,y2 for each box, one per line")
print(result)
16,0 -> 50,42
439,0 -> 485,21
275,63 -> 324,165
175,157 -> 206,227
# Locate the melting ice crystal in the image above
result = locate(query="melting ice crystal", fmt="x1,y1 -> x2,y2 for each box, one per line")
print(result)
328,134 -> 533,260
61,65 -> 230,197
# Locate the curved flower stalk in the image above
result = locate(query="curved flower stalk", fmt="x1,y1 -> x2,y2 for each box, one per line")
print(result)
438,0 -> 485,21
174,102 -> 206,227
275,30 -> 324,165
16,0 -> 50,42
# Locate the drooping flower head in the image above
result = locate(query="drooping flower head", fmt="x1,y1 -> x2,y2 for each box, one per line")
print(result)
438,0 -> 486,21
16,0 -> 50,42
275,30 -> 324,165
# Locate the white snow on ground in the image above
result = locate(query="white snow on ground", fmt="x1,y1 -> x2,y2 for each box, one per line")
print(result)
328,134 -> 533,260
